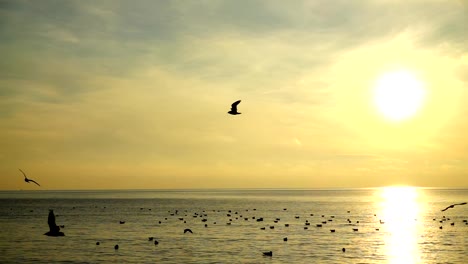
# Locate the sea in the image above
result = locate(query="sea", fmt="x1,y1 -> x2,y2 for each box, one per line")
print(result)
0,188 -> 466,264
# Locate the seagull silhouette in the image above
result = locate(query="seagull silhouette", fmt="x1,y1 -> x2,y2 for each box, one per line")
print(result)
19,169 -> 40,186
183,228 -> 193,234
441,202 -> 467,212
227,100 -> 241,115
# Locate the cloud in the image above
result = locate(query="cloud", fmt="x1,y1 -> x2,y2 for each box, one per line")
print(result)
2,0 -> 466,88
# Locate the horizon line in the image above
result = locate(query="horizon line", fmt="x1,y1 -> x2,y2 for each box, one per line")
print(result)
1,186 -> 467,192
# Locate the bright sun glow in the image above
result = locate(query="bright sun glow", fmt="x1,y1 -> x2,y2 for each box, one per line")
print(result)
373,70 -> 426,121
378,186 -> 423,264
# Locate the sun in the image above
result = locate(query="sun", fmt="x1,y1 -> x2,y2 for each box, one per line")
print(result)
373,70 -> 426,121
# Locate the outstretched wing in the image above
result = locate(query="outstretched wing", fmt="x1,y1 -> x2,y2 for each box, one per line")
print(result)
231,100 -> 241,111
19,169 -> 27,178
29,179 -> 41,186
455,202 -> 467,206
441,206 -> 450,212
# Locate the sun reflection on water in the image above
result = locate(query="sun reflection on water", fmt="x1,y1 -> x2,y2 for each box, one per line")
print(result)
378,187 -> 423,264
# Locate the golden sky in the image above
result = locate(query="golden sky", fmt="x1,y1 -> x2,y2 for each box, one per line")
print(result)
1,0 -> 467,190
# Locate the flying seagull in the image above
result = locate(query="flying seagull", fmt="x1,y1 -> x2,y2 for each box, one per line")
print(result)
441,202 -> 467,212
183,228 -> 193,234
227,100 -> 241,115
19,169 -> 40,186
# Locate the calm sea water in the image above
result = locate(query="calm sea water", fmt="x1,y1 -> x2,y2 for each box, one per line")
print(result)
0,188 -> 467,263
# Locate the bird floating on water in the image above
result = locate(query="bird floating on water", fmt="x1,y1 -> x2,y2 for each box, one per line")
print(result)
44,209 -> 64,236
227,100 -> 241,115
19,169 -> 40,186
441,202 -> 467,212
263,251 -> 273,257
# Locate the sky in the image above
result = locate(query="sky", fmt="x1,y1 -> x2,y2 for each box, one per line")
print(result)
1,0 -> 467,190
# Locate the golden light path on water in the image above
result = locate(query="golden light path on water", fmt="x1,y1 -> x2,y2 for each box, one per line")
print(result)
377,187 -> 425,264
